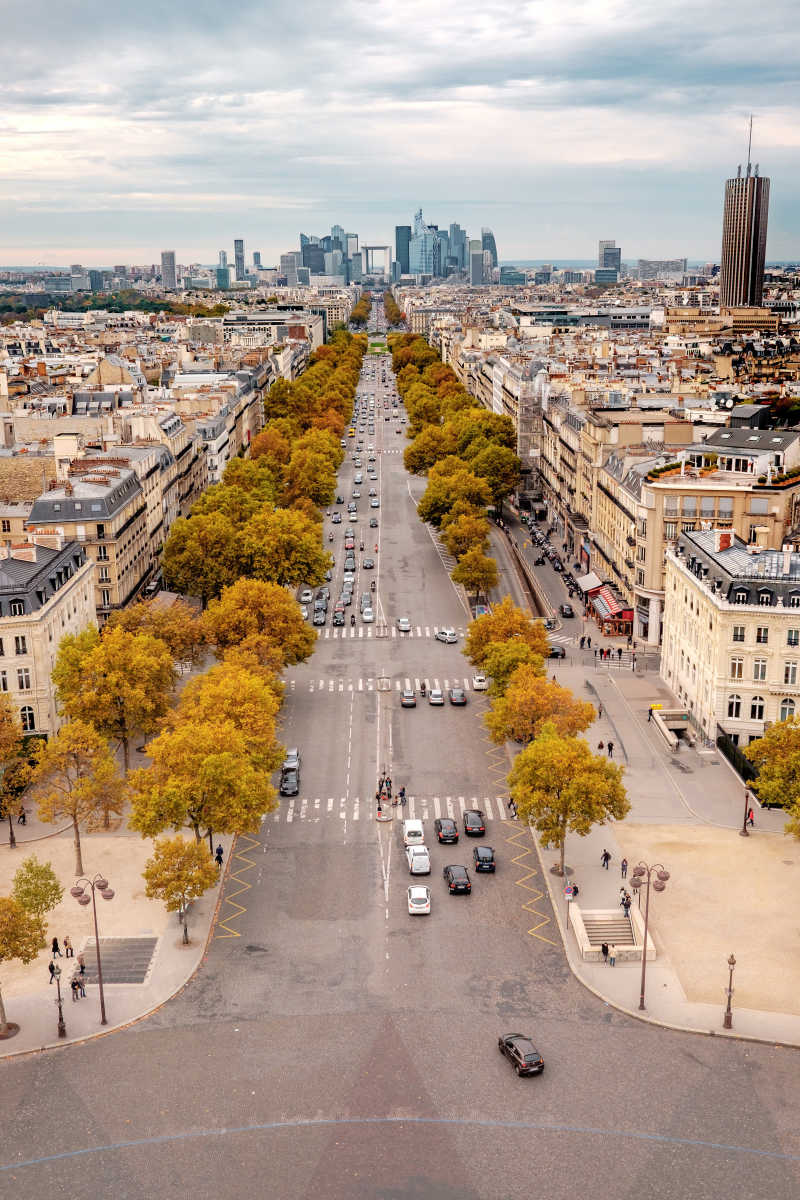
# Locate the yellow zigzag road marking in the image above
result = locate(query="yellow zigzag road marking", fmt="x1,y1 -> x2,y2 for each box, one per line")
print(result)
215,832 -> 260,939
507,824 -> 558,946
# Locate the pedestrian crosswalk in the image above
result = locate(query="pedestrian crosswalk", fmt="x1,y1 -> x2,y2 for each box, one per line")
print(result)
287,675 -> 485,694
271,794 -> 511,824
321,624 -> 466,641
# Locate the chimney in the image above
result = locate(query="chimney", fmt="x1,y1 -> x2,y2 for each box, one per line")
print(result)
713,529 -> 733,553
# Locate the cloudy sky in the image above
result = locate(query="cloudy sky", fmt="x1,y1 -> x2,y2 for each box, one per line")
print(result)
1,0 -> 798,266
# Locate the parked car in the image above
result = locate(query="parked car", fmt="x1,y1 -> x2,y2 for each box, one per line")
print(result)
498,1033 -> 544,1076
279,767 -> 300,796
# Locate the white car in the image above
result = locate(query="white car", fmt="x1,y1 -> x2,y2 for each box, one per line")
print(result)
299,589 -> 314,604
407,885 -> 431,914
362,607 -> 374,623
396,617 -> 412,633
434,628 -> 458,644
428,688 -> 445,706
472,673 -> 488,691
406,846 -> 431,875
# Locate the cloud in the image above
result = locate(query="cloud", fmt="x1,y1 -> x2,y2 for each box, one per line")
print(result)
0,0 -> 798,262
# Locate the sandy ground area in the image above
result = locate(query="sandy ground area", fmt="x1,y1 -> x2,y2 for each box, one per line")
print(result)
615,823 -> 800,1013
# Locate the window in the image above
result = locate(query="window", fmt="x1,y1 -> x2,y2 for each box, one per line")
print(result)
664,522 -> 677,540
8,600 -> 24,617
735,590 -> 749,604
16,667 -> 31,690
96,545 -> 109,561
682,496 -> 697,516
751,696 -> 765,720
730,657 -> 744,679
728,694 -> 742,718
14,636 -> 26,655
101,589 -> 111,608
785,662 -> 798,685
20,706 -> 35,732
780,698 -> 796,721
0,520 -> 9,533
756,627 -> 769,644
753,659 -> 767,681
789,594 -> 800,609
99,568 -> 110,582
750,497 -> 769,514
0,637 -> 4,656
732,626 -> 745,643
0,671 -> 7,692
759,591 -> 773,607
789,629 -> 800,647
96,523 -> 105,540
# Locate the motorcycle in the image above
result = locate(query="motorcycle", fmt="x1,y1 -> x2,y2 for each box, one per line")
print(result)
351,614 -> 356,626
328,532 -> 334,543
420,682 -> 426,697
370,580 -> 376,592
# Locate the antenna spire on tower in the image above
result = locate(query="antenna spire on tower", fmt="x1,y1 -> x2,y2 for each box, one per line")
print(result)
747,114 -> 753,174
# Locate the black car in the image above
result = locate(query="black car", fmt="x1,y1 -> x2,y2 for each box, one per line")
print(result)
548,645 -> 566,659
463,809 -> 486,836
279,767 -> 300,797
559,603 -> 574,618
498,1033 -> 544,1076
434,817 -> 459,843
473,845 -> 496,872
336,495 -> 344,504
443,865 -> 471,894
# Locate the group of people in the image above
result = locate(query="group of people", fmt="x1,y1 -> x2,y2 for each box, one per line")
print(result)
48,936 -> 87,998
597,741 -> 615,758
619,887 -> 633,917
376,776 -> 406,810
578,636 -> 593,650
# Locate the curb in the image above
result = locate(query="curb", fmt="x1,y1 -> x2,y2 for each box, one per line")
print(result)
528,824 -> 800,1051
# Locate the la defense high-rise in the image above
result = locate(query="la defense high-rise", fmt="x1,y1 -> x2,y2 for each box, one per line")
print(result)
719,162 -> 769,307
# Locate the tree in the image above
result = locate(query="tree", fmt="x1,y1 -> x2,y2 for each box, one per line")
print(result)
108,598 -> 204,665
470,444 -> 522,512
250,427 -> 290,478
451,547 -> 498,603
283,448 -> 337,508
481,640 -> 543,695
508,724 -> 629,876
465,595 -> 549,667
202,578 -> 316,668
143,835 -> 219,943
161,512 -> 243,605
53,626 -> 175,773
745,718 -> 800,827
28,721 -> 126,875
129,721 -> 276,842
0,696 -> 26,846
417,470 -> 491,527
0,897 -> 45,1036
171,663 -> 284,775
243,506 -> 330,588
403,426 -> 457,475
11,854 -> 64,921
441,511 -> 490,560
486,670 -> 596,745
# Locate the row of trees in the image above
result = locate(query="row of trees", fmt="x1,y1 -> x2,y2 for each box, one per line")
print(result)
349,293 -> 372,327
0,855 -> 64,1035
383,292 -> 404,325
463,598 -> 630,875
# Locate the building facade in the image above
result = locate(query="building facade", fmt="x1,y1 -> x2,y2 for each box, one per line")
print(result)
160,251 -> 177,290
720,168 -> 769,307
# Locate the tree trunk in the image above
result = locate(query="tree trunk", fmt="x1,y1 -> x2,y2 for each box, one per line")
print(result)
0,982 -> 8,1037
73,816 -> 84,877
6,808 -> 15,850
121,735 -> 130,775
558,835 -> 566,878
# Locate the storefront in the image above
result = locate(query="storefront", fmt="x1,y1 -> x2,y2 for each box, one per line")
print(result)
587,585 -> 633,638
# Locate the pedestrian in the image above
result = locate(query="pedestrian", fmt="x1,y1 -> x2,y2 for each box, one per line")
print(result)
587,636 -> 591,649
621,857 -> 628,879
64,935 -> 73,958
598,741 -> 605,753
619,887 -> 626,906
378,775 -> 385,794
215,845 -> 224,869
386,777 -> 392,798
580,636 -> 585,649
48,961 -> 56,984
617,647 -> 622,661
71,978 -> 79,1001
601,941 -> 609,965
399,787 -> 406,807
607,741 -> 614,758
627,635 -> 632,648
622,895 -> 631,918
77,951 -> 85,976
609,944 -> 617,967
748,806 -> 755,828
631,654 -> 637,671
648,706 -> 653,722
594,648 -> 598,661
633,641 -> 637,653
598,702 -> 603,718
601,848 -> 611,869
51,937 -> 62,958
572,882 -> 580,898
77,975 -> 86,998
511,801 -> 517,817
17,805 -> 26,825
507,797 -> 514,812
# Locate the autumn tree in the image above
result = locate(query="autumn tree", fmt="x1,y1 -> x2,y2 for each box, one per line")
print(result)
403,426 -> 457,475
108,598 -> 204,665
481,640 -> 544,695
29,721 -> 127,875
53,626 -> 175,773
250,427 -> 290,478
201,578 -> 316,668
745,719 -> 800,829
470,444 -> 522,512
170,663 -> 284,775
487,670 -> 596,745
243,506 -> 330,588
12,855 -> 64,921
0,898 -> 45,1036
465,595 -> 549,666
417,470 -> 491,527
0,696 -> 26,846
441,511 -> 490,560
451,547 -> 498,603
509,724 -> 629,876
161,511 -> 243,605
143,835 -> 219,943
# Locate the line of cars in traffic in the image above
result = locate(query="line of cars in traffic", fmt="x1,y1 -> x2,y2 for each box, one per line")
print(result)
403,809 -> 496,915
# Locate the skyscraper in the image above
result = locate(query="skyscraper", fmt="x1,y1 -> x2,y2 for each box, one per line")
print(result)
598,240 -> 621,270
481,227 -> 498,268
253,251 -> 262,269
218,250 -> 227,268
234,239 -> 245,282
395,225 -> 411,274
720,163 -> 770,307
160,250 -> 177,289
409,210 -> 436,275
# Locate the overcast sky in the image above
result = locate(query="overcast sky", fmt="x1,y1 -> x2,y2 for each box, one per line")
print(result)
1,0 -> 798,267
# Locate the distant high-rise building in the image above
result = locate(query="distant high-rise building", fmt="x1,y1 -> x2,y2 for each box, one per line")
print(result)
216,267 -> 231,289
253,251 -> 262,269
720,163 -> 770,307
595,268 -> 619,285
160,251 -> 177,289
598,240 -> 621,271
637,258 -> 687,280
302,244 -> 325,274
449,223 -> 466,270
395,226 -> 411,274
469,245 -> 484,285
88,270 -> 104,293
234,239 -> 245,282
218,250 -> 228,268
410,210 -> 437,275
350,252 -> 363,282
483,249 -> 493,282
346,234 -> 358,258
481,227 -> 498,268
280,252 -> 302,285
331,224 -> 346,252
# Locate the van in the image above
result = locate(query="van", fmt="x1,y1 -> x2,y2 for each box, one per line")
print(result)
403,819 -> 424,847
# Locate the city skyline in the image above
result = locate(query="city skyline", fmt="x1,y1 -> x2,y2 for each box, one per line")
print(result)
1,2 -> 799,266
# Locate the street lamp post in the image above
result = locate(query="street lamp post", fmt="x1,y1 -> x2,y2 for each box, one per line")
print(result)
629,861 -> 670,1011
70,873 -> 115,1026
52,965 -> 67,1038
740,788 -> 751,838
723,953 -> 736,1029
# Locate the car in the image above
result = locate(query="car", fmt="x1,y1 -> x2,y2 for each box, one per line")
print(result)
434,817 -> 458,843
464,809 -> 486,836
339,592 -> 352,606
401,688 -> 416,707
362,607 -> 374,623
449,687 -> 467,706
300,605 -> 309,620
332,610 -> 345,626
498,1033 -> 544,1076
313,599 -> 327,612
406,845 -> 431,875
560,603 -> 575,618
543,617 -> 558,630
472,673 -> 488,691
473,845 -> 496,873
396,617 -> 412,633
299,588 -> 314,603
548,645 -> 566,659
331,512 -> 341,523
282,747 -> 301,770
534,556 -> 546,566
316,586 -> 330,600
344,558 -> 356,573
352,489 -> 361,499
368,471 -> 377,481
354,474 -> 363,484
353,459 -> 362,467
336,495 -> 345,504
428,688 -> 444,705
343,571 -> 355,585
434,628 -> 457,643
368,454 -> 376,462
312,610 -> 326,626
553,560 -> 564,573
348,503 -> 357,514
407,885 -> 431,915
443,864 -> 471,894
369,517 -> 379,528
144,574 -> 162,598
279,767 -> 300,796
362,557 -> 375,569
370,498 -> 380,508
360,592 -> 371,612
368,487 -> 377,497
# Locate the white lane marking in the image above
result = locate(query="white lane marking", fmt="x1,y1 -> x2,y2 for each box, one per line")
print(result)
300,798 -> 308,820
327,797 -> 334,813
433,797 -> 441,818
446,797 -> 454,819
287,799 -> 295,823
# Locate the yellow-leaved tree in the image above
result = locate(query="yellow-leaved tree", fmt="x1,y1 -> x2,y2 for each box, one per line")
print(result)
108,598 -> 205,666
745,718 -> 800,834
0,898 -> 45,1036
486,669 -> 596,745
168,662 -> 284,775
243,506 -> 331,588
465,596 -> 549,667
0,695 -> 27,846
143,835 -> 219,943
201,578 -> 316,669
451,547 -> 498,604
161,511 -> 243,606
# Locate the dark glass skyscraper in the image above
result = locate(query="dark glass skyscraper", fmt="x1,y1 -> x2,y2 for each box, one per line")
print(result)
481,227 -> 498,268
720,165 -> 769,307
234,238 -> 245,282
395,225 -> 411,274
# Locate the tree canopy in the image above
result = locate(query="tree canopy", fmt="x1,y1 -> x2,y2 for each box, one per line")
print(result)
465,596 -> 549,667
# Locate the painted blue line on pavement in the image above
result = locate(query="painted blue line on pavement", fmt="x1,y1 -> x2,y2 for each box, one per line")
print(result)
2,1115 -> 799,1173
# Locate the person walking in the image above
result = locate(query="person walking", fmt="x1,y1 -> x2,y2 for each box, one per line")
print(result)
378,775 -> 385,795
607,741 -> 614,758
648,706 -> 653,722
587,636 -> 591,649
386,778 -> 392,798
399,787 -> 406,808
580,636 -> 585,649
622,894 -> 632,918
77,951 -> 86,977
601,941 -> 609,966
747,806 -> 755,828
601,849 -> 611,869
597,741 -> 605,754
17,805 -> 26,825
71,978 -> 79,1002
594,648 -> 598,662
215,845 -> 224,869
609,944 -> 617,967
617,647 -> 623,662
64,935 -> 73,958
619,887 -> 627,906
77,975 -> 86,998
51,937 -> 62,958
597,703 -> 603,718
621,857 -> 628,879
48,961 -> 56,985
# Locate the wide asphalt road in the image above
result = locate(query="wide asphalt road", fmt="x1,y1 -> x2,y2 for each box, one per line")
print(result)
4,316 -> 800,1199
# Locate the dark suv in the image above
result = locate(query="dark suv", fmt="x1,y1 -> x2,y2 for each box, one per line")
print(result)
463,809 -> 486,836
434,818 -> 459,843
279,767 -> 300,797
473,845 -> 496,873
443,865 -> 471,894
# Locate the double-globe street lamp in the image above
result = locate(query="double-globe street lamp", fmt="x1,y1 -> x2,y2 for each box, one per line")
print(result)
70,873 -> 114,1026
723,953 -> 737,1030
52,964 -> 67,1038
629,861 -> 670,1011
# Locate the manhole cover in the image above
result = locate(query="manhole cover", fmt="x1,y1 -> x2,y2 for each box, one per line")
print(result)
80,937 -> 158,985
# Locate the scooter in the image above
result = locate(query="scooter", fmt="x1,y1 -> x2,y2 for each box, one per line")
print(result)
370,580 -> 376,592
420,682 -> 426,697
351,614 -> 356,626
328,532 -> 334,543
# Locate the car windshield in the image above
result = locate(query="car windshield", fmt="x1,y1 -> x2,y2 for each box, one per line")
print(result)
410,896 -> 427,905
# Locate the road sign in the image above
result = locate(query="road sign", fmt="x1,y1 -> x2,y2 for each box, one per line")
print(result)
564,885 -> 574,900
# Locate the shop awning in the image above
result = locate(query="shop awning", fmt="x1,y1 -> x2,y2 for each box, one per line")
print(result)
592,586 -> 625,618
576,571 -> 602,593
